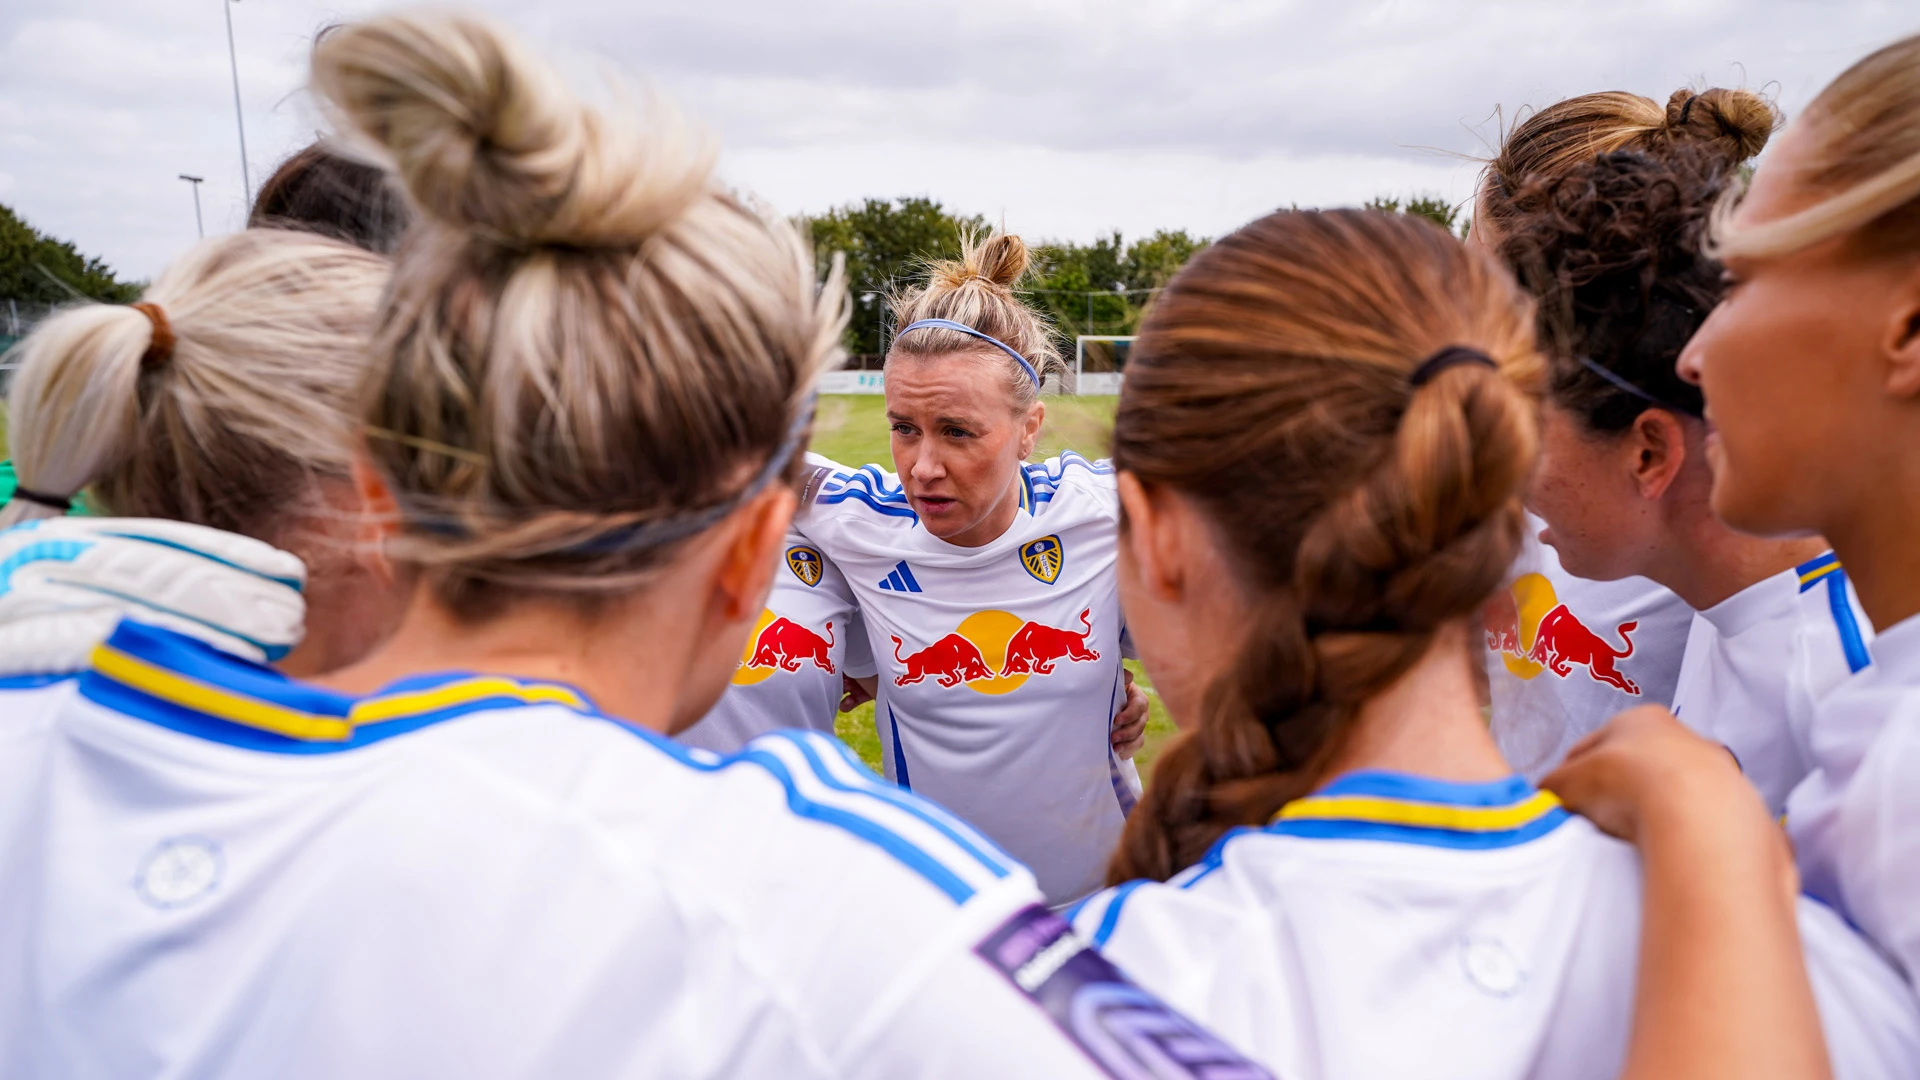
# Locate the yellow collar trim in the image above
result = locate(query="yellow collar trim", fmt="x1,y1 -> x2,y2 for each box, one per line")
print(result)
1274,789 -> 1564,832
92,644 -> 592,743
93,644 -> 355,742
1799,562 -> 1841,587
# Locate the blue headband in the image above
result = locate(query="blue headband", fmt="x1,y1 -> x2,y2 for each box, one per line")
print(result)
895,318 -> 1040,386
401,391 -> 819,556
1575,355 -> 1703,418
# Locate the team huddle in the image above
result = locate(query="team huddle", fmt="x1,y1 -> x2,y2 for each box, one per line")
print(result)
0,8 -> 1918,1079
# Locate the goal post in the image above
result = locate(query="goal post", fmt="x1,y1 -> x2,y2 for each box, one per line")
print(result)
1073,335 -> 1135,395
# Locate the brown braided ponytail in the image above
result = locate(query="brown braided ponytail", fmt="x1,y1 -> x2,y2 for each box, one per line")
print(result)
1107,209 -> 1542,884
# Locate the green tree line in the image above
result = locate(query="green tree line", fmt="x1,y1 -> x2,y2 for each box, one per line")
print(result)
1,203 -> 141,306
803,193 -> 1466,357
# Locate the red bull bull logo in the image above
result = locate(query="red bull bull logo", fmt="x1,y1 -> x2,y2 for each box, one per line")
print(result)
732,608 -> 835,686
892,609 -> 1102,695
1485,573 -> 1640,695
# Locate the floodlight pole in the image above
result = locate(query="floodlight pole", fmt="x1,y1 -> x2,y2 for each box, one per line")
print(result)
224,0 -> 252,206
178,174 -> 206,238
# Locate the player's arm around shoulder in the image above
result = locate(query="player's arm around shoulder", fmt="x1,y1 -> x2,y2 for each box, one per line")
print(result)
714,729 -> 1270,1079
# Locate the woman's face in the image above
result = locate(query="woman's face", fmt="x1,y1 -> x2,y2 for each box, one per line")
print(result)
1525,402 -> 1661,581
1677,120 -> 1914,538
885,352 -> 1042,548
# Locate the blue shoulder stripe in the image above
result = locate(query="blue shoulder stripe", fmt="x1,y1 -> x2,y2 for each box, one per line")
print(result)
606,723 -> 1012,905
729,745 -> 979,903
1825,570 -> 1872,674
818,466 -> 917,519
776,730 -> 1016,877
1091,878 -> 1148,947
1025,452 -> 1117,505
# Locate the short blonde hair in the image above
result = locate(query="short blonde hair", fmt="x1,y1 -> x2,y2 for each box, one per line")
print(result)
1713,35 -> 1920,260
0,229 -> 388,536
887,231 -> 1062,410
312,11 -> 843,615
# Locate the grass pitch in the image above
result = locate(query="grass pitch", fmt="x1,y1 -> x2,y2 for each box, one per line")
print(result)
809,394 -> 1182,781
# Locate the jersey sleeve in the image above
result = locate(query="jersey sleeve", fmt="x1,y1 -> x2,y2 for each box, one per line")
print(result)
1797,896 -> 1920,1078
796,453 -> 913,553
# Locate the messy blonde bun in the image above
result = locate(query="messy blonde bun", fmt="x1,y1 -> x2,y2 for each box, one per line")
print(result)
1662,88 -> 1776,164
313,11 -> 843,614
1482,86 -> 1778,238
889,231 -> 1062,410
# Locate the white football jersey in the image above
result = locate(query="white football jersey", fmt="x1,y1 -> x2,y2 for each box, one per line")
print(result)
1069,770 -> 1920,1079
797,453 -> 1131,906
0,620 -> 1268,1079
678,531 -> 876,754
1670,553 -> 1873,815
1486,522 -> 1692,778
1787,611 -> 1920,989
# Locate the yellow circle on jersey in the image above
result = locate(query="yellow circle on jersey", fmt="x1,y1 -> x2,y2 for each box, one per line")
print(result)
956,609 -> 1030,696
1501,573 -> 1557,681
731,608 -> 780,686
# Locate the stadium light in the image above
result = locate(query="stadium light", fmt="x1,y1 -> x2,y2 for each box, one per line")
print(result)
224,0 -> 252,206
178,174 -> 205,239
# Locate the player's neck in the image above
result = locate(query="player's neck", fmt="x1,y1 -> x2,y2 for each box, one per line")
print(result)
313,585 -> 689,734
1640,507 -> 1826,611
1822,487 -> 1920,632
1318,622 -> 1512,787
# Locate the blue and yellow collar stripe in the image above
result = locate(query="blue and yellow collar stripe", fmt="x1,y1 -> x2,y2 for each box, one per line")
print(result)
1798,551 -> 1842,592
81,621 -> 599,755
1268,771 -> 1568,850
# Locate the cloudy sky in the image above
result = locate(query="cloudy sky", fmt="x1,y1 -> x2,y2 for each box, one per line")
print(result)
2,0 -> 1914,282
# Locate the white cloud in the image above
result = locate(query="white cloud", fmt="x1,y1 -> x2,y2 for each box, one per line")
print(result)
1,0 -> 1914,281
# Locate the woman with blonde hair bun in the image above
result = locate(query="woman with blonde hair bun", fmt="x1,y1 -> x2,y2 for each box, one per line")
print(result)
1681,32 -> 1920,993
798,229 -> 1149,907
0,11 -> 1263,1077
0,226 -> 403,684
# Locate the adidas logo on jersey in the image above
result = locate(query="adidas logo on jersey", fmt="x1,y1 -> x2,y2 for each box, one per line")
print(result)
878,560 -> 923,593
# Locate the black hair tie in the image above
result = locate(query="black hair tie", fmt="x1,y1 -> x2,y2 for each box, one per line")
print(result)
1409,346 -> 1497,387
9,486 -> 72,512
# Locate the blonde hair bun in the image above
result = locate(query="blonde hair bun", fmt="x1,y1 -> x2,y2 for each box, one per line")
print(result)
312,11 -> 712,248
1664,87 -> 1778,164
932,232 -> 1031,291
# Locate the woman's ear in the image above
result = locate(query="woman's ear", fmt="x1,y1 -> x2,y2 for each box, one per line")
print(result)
349,456 -> 404,587
715,486 -> 796,622
1881,264 -> 1920,399
1018,400 -> 1045,460
1626,408 -> 1691,501
1117,471 -> 1185,601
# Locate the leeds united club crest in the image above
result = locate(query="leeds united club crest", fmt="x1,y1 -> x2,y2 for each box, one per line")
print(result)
787,545 -> 825,588
1020,535 -> 1064,585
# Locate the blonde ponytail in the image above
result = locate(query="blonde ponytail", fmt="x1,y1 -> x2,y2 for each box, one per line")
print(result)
0,306 -> 150,528
313,11 -> 842,613
2,230 -> 388,537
